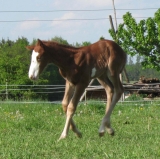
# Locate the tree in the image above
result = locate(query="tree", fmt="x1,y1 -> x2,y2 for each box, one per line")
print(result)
73,41 -> 91,47
51,36 -> 69,45
81,41 -> 91,46
109,9 -> 160,71
0,37 -> 31,85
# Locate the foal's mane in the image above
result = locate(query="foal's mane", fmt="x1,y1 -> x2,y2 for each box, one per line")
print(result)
41,40 -> 84,52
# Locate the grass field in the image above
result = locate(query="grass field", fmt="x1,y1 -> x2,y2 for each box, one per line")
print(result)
0,101 -> 160,159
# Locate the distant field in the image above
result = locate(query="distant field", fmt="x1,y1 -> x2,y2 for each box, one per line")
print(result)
0,101 -> 160,158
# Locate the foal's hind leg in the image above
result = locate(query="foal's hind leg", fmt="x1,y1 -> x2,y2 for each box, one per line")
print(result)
97,75 -> 114,136
61,80 -> 82,138
98,73 -> 124,136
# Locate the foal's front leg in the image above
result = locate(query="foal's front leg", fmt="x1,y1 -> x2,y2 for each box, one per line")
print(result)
59,83 -> 87,140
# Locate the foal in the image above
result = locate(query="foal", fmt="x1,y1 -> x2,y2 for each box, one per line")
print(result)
27,39 -> 127,140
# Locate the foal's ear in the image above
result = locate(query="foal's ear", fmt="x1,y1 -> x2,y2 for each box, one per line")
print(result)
37,39 -> 44,47
26,45 -> 35,50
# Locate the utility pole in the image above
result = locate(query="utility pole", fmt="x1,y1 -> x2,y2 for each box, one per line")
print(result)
112,0 -> 118,31
111,0 -> 124,101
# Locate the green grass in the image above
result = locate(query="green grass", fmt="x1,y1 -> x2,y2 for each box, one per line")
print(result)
0,101 -> 160,159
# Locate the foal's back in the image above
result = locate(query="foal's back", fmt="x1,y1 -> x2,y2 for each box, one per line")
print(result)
80,40 -> 127,74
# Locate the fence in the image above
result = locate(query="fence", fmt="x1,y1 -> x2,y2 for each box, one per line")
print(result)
0,83 -> 160,104
0,84 -> 65,102
80,82 -> 160,103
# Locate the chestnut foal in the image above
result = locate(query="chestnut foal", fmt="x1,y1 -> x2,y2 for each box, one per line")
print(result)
26,39 -> 126,140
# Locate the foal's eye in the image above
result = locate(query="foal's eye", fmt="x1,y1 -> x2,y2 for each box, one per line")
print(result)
37,57 -> 41,62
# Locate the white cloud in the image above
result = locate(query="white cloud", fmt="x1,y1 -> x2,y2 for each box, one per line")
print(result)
10,18 -> 41,41
51,12 -> 76,27
18,19 -> 40,31
50,12 -> 83,30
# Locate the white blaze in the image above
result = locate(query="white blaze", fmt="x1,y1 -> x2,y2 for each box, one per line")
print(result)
28,50 -> 40,80
91,68 -> 96,78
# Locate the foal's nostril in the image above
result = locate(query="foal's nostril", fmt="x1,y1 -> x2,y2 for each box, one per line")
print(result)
29,75 -> 38,80
29,75 -> 34,80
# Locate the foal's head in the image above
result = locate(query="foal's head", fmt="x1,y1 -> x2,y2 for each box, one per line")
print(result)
26,39 -> 49,80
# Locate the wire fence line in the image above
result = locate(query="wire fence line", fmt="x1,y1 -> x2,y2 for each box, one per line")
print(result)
0,84 -> 160,104
0,84 -> 65,102
0,8 -> 159,12
0,7 -> 158,23
0,84 -> 65,93
0,17 -> 152,23
0,98 -> 160,106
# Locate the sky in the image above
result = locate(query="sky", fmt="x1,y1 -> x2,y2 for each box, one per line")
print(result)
0,0 -> 160,45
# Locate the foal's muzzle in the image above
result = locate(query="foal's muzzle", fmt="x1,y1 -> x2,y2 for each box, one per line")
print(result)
29,75 -> 39,80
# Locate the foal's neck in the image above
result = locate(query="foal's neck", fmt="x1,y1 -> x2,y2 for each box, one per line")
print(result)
46,42 -> 80,69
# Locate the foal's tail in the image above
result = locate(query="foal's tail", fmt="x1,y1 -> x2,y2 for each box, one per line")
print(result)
120,52 -> 127,73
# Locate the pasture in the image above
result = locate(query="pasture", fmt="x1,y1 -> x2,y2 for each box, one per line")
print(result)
0,101 -> 160,158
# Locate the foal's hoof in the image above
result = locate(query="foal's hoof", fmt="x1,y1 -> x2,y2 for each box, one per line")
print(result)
58,134 -> 67,141
76,132 -> 82,138
107,129 -> 115,136
99,132 -> 105,137
109,131 -> 115,136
